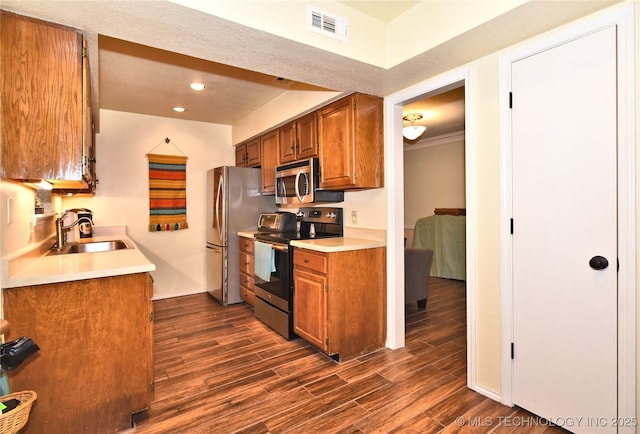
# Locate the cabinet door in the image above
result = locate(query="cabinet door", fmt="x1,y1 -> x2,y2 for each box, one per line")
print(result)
1,12 -> 83,180
235,144 -> 247,167
278,121 -> 297,164
317,96 -> 356,189
245,138 -> 261,167
239,236 -> 255,254
239,251 -> 254,275
296,112 -> 318,160
261,130 -> 279,194
293,268 -> 328,351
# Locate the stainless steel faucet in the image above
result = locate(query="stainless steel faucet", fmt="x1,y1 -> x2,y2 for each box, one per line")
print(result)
54,212 -> 89,251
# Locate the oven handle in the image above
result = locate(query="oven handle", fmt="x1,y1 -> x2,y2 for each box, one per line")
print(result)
257,241 -> 290,252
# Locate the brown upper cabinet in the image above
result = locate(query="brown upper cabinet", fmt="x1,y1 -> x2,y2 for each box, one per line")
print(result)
235,92 -> 384,192
318,93 -> 383,190
260,130 -> 279,194
0,11 -> 95,192
235,137 -> 261,167
278,112 -> 318,164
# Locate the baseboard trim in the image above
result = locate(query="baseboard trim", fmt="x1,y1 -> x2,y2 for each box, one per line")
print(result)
151,288 -> 207,301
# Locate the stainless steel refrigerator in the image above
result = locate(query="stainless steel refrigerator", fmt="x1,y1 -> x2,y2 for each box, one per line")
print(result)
206,166 -> 276,305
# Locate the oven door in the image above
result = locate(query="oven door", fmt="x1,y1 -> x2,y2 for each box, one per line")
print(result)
253,241 -> 292,312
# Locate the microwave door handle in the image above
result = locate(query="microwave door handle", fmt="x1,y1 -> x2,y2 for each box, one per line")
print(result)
279,176 -> 286,198
294,171 -> 306,202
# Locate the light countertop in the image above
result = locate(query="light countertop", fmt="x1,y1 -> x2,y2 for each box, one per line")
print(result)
1,226 -> 156,289
291,237 -> 385,252
237,231 -> 260,238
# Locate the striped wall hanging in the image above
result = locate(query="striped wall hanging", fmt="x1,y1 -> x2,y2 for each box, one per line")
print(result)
148,153 -> 189,232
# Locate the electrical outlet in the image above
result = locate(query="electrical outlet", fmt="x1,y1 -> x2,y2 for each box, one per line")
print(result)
6,196 -> 13,224
351,210 -> 358,224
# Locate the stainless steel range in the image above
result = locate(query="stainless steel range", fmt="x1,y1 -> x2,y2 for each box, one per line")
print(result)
253,207 -> 343,339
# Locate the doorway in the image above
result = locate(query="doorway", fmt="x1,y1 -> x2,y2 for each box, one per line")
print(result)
402,85 -> 467,380
385,69 -> 478,392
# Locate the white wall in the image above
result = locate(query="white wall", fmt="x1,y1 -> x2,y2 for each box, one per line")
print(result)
0,181 -> 62,256
403,134 -> 466,229
168,0 -> 527,69
63,109 -> 234,299
233,90 -> 340,144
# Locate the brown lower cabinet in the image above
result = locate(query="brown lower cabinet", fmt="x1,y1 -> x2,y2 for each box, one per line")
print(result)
2,272 -> 154,434
239,236 -> 256,307
293,247 -> 386,361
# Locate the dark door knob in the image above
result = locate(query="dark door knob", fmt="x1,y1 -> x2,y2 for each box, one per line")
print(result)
589,256 -> 609,270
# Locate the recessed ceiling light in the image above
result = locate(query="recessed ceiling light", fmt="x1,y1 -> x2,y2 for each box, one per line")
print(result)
173,106 -> 185,113
190,83 -> 205,91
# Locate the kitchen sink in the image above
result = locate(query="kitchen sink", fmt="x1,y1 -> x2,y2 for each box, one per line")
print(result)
47,240 -> 133,255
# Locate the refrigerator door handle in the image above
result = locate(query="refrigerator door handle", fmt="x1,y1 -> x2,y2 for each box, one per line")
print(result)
215,175 -> 224,244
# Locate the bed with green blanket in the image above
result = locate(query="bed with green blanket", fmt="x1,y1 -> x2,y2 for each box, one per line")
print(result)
412,214 -> 466,281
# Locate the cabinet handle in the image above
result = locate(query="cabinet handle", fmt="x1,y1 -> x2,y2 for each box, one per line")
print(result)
304,259 -> 309,263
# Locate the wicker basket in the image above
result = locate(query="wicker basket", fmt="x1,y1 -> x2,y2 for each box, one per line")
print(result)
0,391 -> 37,434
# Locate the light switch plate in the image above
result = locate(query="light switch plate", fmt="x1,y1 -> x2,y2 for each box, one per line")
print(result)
6,196 -> 13,224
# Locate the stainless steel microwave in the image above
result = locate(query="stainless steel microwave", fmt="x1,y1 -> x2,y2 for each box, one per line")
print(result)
274,158 -> 343,205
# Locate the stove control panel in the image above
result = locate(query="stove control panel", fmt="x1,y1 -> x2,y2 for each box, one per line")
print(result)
298,207 -> 343,225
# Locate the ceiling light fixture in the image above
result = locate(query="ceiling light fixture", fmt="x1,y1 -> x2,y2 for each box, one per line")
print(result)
402,113 -> 427,140
190,82 -> 205,91
173,106 -> 185,113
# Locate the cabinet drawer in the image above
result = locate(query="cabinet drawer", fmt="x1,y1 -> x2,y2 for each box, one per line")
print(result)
239,237 -> 254,254
240,286 -> 255,307
239,272 -> 254,290
294,249 -> 327,273
239,252 -> 254,275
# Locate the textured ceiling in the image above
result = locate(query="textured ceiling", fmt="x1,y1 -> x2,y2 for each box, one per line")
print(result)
98,36 -> 330,125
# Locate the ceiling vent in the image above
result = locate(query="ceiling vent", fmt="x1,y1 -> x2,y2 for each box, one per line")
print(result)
307,6 -> 349,42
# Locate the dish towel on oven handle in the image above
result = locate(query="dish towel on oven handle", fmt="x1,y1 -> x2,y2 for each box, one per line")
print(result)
254,241 -> 276,282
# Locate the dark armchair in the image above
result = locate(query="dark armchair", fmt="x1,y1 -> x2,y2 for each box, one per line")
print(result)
405,248 -> 433,309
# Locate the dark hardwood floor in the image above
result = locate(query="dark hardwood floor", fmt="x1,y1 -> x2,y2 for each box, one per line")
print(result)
134,278 -> 566,433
